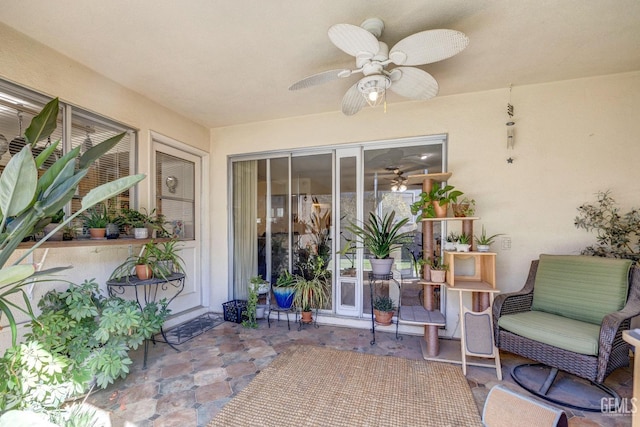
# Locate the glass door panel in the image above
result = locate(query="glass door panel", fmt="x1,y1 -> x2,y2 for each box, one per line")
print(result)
291,153 -> 333,310
336,149 -> 360,316
269,157 -> 290,283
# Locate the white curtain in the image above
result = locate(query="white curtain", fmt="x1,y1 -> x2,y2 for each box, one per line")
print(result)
232,160 -> 258,299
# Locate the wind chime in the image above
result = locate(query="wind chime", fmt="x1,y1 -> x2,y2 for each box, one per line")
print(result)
506,85 -> 515,164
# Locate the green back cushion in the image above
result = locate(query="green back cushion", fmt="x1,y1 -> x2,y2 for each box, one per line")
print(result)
531,255 -> 631,324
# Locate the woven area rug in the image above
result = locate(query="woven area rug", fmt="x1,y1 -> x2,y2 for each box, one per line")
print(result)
208,345 -> 482,427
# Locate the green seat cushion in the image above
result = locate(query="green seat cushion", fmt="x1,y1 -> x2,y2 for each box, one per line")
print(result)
531,255 -> 631,324
498,310 -> 601,355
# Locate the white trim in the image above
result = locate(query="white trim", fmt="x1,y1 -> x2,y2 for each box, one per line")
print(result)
151,131 -> 210,313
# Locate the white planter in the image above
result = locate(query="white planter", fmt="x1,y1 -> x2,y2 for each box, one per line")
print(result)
456,243 -> 471,252
134,227 -> 149,239
444,241 -> 456,251
477,244 -> 491,252
370,258 -> 394,276
256,306 -> 266,319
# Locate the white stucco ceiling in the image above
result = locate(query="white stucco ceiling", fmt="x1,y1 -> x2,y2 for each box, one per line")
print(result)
0,0 -> 638,128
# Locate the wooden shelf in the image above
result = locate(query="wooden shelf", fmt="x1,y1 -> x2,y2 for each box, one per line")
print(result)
445,281 -> 500,293
419,216 -> 479,222
17,237 -> 170,250
444,251 -> 496,288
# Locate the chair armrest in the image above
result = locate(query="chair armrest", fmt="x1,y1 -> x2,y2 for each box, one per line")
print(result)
596,266 -> 640,382
493,260 -> 538,319
493,261 -> 538,344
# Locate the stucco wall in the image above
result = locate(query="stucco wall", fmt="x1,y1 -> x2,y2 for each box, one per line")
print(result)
211,71 -> 640,335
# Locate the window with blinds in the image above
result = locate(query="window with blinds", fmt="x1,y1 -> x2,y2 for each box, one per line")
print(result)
0,80 -> 137,220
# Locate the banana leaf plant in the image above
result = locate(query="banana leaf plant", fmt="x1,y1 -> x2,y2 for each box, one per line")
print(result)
0,97 -> 145,345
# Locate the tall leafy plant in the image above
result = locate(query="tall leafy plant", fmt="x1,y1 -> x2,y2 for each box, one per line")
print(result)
346,211 -> 413,259
575,190 -> 640,262
0,97 -> 145,344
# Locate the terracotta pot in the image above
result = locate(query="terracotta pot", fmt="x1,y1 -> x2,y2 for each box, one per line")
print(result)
135,264 -> 153,280
374,309 -> 393,326
89,228 -> 106,239
433,201 -> 448,218
300,310 -> 313,324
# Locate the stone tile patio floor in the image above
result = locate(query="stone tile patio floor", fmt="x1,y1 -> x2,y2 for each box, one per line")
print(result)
86,318 -> 633,427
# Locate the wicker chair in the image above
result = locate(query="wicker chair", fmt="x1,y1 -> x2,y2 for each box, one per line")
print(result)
493,255 -> 640,406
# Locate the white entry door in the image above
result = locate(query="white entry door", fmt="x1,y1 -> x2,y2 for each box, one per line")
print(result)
152,138 -> 204,315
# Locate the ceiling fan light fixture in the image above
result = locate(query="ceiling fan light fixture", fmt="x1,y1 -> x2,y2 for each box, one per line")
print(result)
358,75 -> 390,108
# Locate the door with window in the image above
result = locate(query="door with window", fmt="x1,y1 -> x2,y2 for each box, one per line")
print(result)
153,140 -> 202,314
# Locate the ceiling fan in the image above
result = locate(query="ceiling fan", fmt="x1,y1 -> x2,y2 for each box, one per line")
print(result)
387,167 -> 408,192
289,18 -> 469,116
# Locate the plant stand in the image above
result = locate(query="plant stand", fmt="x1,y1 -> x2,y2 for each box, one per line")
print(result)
296,307 -> 319,331
106,272 -> 185,369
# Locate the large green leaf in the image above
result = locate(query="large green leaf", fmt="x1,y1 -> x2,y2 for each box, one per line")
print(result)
34,138 -> 61,169
24,98 -> 59,145
0,146 -> 37,217
0,264 -> 35,288
40,158 -> 82,202
79,132 -> 125,169
81,174 -> 146,209
39,170 -> 88,218
36,145 -> 81,198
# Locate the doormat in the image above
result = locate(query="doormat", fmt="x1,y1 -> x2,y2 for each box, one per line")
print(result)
161,312 -> 224,345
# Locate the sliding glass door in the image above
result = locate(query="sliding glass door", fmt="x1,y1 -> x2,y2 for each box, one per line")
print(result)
230,135 -> 446,317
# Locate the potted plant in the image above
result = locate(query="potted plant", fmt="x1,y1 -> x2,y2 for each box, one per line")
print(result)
293,270 -> 329,324
427,256 -> 449,283
474,226 -> 503,252
273,270 -> 296,309
372,295 -> 395,326
249,275 -> 269,319
456,233 -> 472,252
111,250 -> 154,281
81,203 -> 109,239
411,183 -> 464,219
119,207 -> 168,239
346,211 -> 413,276
451,197 -> 476,218
444,231 -> 459,251
0,97 -> 144,340
146,238 -> 185,277
41,209 -> 65,241
242,281 -> 259,328
62,224 -> 76,241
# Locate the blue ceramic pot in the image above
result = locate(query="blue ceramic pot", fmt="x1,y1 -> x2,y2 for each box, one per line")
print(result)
272,286 -> 295,309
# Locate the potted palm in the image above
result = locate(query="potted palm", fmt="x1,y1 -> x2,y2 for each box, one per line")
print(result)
373,295 -> 395,326
346,211 -> 413,276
